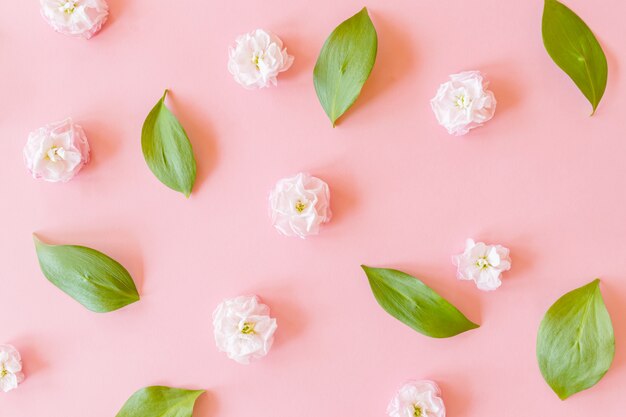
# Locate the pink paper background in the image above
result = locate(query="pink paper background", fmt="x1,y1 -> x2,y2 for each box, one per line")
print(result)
1,0 -> 625,415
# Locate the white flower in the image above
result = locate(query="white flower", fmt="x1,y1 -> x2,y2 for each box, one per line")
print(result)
40,0 -> 109,39
24,118 -> 90,183
452,239 -> 511,291
228,29 -> 294,89
269,173 -> 332,239
213,295 -> 277,365
430,71 -> 496,136
388,380 -> 446,417
0,345 -> 24,393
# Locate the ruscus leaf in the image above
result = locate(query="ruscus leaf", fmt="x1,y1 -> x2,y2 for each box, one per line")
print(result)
34,235 -> 140,313
142,90 -> 197,197
314,7 -> 378,126
542,0 -> 608,114
116,386 -> 205,417
537,279 -> 615,400
362,266 -> 479,338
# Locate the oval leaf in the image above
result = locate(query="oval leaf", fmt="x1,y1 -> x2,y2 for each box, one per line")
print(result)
362,266 -> 479,338
142,90 -> 197,197
34,236 -> 140,313
116,386 -> 205,417
314,7 -> 378,126
542,0 -> 608,114
537,279 -> 615,400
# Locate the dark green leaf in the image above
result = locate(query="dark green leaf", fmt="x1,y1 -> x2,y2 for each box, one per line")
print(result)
542,0 -> 608,114
34,236 -> 140,313
314,7 -> 378,126
362,266 -> 479,338
537,279 -> 615,400
116,386 -> 205,417
142,90 -> 197,197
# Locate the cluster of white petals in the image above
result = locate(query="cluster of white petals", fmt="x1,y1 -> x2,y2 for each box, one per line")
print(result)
0,345 -> 24,393
24,118 -> 90,183
228,29 -> 294,89
40,0 -> 109,39
388,380 -> 446,417
431,71 -> 496,136
213,295 -> 277,365
452,239 -> 511,291
269,172 -> 332,239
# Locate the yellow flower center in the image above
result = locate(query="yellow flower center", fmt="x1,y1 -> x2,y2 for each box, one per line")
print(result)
61,1 -> 78,14
295,200 -> 307,213
0,368 -> 7,378
455,94 -> 470,109
241,322 -> 256,335
413,404 -> 423,417
476,257 -> 490,269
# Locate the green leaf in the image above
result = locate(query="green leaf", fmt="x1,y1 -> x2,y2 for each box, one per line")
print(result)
361,266 -> 479,338
542,0 -> 608,114
34,236 -> 140,313
142,90 -> 197,197
116,386 -> 205,417
314,7 -> 378,126
537,279 -> 615,400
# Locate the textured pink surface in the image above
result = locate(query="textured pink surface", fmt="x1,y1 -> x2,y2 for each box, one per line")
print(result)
1,0 -> 625,415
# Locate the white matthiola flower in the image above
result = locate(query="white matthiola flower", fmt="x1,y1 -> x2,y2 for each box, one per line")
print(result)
388,380 -> 446,417
430,71 -> 496,136
23,118 -> 90,182
452,239 -> 511,291
40,0 -> 109,39
0,345 -> 24,393
213,295 -> 277,365
269,172 -> 332,239
228,29 -> 294,89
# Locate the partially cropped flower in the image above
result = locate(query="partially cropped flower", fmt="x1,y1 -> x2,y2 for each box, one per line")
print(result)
452,239 -> 511,291
269,172 -> 332,239
388,380 -> 445,417
228,29 -> 294,89
430,71 -> 496,136
24,118 -> 90,183
0,345 -> 24,393
40,0 -> 109,39
213,295 -> 277,365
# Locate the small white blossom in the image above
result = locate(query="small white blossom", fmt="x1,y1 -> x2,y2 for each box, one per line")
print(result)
0,345 -> 24,393
431,71 -> 496,136
213,295 -> 277,365
269,173 -> 332,239
23,118 -> 90,183
388,380 -> 446,417
452,239 -> 511,291
228,29 -> 294,89
40,0 -> 109,39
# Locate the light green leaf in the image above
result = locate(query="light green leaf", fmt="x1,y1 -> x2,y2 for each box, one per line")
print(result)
34,236 -> 140,313
362,266 -> 479,338
142,90 -> 197,197
537,279 -> 615,400
542,0 -> 608,114
314,7 -> 378,126
116,386 -> 205,417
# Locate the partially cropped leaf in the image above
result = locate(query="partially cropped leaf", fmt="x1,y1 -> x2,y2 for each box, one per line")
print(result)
362,266 -> 479,338
537,279 -> 615,400
314,7 -> 378,126
542,0 -> 608,114
142,90 -> 197,197
116,386 -> 205,417
34,236 -> 139,313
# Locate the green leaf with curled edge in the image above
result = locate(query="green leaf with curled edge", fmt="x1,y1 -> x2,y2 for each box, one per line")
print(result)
362,266 -> 479,338
34,235 -> 139,313
116,386 -> 205,417
542,0 -> 608,114
142,90 -> 197,197
537,279 -> 615,399
314,7 -> 378,126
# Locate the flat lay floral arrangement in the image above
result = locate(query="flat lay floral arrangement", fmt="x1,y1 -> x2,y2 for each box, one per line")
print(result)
1,1 -> 624,416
